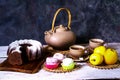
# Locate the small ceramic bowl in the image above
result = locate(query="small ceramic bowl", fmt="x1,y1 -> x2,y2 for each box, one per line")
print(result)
45,63 -> 59,69
61,62 -> 75,71
69,45 -> 86,59
45,57 -> 59,69
89,38 -> 104,49
61,58 -> 75,70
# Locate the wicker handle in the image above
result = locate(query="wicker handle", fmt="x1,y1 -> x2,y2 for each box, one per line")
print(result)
51,8 -> 71,32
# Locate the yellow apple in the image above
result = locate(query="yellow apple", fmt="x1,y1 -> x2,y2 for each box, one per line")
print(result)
104,48 -> 118,65
89,53 -> 103,66
93,46 -> 106,56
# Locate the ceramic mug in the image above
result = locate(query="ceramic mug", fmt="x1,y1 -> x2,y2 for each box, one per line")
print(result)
69,45 -> 86,59
89,38 -> 104,49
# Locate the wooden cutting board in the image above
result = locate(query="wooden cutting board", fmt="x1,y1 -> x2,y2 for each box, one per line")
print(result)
0,45 -> 70,74
0,46 -> 52,74
0,58 -> 46,74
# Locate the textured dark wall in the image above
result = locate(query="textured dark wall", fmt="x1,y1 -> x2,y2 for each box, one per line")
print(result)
0,0 -> 120,46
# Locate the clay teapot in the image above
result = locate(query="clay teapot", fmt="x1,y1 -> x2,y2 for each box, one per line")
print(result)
44,8 -> 76,50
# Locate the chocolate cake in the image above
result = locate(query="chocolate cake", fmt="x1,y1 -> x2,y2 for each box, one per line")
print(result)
7,39 -> 43,65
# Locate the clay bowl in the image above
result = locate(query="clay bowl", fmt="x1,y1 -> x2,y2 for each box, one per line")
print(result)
69,45 -> 86,59
89,38 -> 104,49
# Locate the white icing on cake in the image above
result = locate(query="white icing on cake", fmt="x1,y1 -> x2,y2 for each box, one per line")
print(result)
28,39 -> 42,56
7,39 -> 43,61
27,46 -> 37,60
53,53 -> 64,61
62,58 -> 74,66
11,46 -> 21,53
46,57 -> 59,65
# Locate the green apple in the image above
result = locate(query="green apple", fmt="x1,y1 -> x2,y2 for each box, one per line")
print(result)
93,46 -> 106,56
89,53 -> 103,66
104,48 -> 118,65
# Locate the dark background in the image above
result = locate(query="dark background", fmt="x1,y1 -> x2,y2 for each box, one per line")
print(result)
0,0 -> 120,46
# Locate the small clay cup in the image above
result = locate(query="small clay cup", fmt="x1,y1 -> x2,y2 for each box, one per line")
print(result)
69,45 -> 85,59
89,38 -> 104,49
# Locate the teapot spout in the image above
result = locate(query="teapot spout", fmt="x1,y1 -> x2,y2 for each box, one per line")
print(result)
44,31 -> 48,35
44,31 -> 52,43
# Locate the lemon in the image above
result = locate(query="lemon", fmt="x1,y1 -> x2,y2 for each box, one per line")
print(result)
89,53 -> 103,66
104,48 -> 118,65
94,46 -> 106,56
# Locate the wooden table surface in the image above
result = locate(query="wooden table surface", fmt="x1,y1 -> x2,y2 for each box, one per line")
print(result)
0,43 -> 120,80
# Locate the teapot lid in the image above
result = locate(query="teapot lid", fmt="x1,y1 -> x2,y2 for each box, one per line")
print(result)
56,25 -> 67,32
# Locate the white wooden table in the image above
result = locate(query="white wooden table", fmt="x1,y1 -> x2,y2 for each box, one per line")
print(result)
0,43 -> 120,80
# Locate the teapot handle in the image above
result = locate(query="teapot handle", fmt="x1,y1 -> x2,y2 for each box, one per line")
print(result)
51,8 -> 71,32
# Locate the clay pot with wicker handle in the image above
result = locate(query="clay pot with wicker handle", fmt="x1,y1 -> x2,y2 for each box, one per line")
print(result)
44,8 -> 76,50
